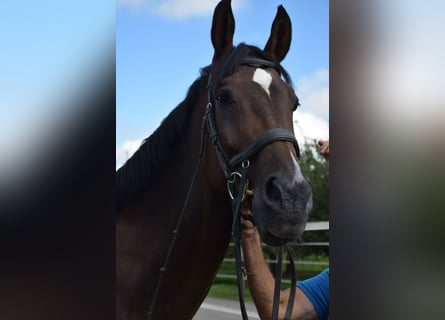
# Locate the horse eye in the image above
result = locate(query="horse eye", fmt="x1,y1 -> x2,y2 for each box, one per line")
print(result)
216,92 -> 233,105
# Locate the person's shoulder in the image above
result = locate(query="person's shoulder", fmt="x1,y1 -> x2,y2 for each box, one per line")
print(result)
319,268 -> 329,286
321,268 -> 329,277
298,268 -> 329,292
313,268 -> 329,286
297,268 -> 329,320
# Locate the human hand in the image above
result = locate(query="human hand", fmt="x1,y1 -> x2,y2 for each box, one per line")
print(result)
318,140 -> 329,160
240,211 -> 254,229
240,208 -> 259,239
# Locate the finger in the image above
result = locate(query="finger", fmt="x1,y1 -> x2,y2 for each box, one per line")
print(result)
240,217 -> 254,229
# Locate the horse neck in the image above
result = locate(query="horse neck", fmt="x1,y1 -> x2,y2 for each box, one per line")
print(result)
148,93 -> 233,243
116,94 -> 234,320
172,95 -> 232,229
147,96 -> 234,316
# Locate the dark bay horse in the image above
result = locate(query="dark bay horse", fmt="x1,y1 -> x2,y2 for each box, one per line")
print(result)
116,1 -> 312,319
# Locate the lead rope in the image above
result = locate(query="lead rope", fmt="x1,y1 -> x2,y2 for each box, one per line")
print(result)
146,116 -> 208,320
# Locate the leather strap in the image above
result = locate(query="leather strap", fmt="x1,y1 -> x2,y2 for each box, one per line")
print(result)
272,246 -> 283,320
229,128 -> 300,169
230,165 -> 250,320
204,103 -> 232,178
205,103 -> 300,178
284,246 -> 297,320
240,57 -> 281,74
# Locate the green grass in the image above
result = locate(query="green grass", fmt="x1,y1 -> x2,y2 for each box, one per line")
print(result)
208,283 -> 254,302
208,257 -> 329,301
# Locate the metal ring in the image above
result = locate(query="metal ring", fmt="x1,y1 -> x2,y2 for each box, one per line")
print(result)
227,172 -> 242,199
242,160 -> 250,168
228,171 -> 242,184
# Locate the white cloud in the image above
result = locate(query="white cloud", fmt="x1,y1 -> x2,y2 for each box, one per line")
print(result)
294,69 -> 329,145
116,139 -> 142,169
295,68 -> 329,119
293,69 -> 329,147
118,0 -> 248,19
156,0 -> 220,19
293,110 -> 329,147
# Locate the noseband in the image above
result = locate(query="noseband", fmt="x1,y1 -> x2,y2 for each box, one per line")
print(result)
204,103 -> 300,180
147,58 -> 299,320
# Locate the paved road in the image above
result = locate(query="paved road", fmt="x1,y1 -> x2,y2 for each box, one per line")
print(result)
193,297 -> 259,320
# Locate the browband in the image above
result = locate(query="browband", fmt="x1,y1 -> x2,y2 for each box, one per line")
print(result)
239,57 -> 281,74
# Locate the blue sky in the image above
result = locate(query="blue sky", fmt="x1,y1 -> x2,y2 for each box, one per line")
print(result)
0,0 -> 113,179
117,0 -> 329,167
0,0 -> 112,110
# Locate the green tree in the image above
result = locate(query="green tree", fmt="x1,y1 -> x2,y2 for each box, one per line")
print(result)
297,139 -> 329,257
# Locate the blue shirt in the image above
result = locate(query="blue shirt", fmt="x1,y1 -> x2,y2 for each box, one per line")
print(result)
297,268 -> 329,320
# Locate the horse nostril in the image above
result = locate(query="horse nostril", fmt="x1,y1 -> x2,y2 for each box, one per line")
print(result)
266,177 -> 282,204
264,176 -> 311,215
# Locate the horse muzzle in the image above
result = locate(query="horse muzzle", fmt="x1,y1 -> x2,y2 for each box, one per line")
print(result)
253,175 -> 312,246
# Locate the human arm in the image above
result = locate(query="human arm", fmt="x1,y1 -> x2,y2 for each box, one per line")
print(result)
240,218 -> 319,320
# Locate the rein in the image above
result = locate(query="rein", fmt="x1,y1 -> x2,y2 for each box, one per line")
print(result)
146,58 -> 299,320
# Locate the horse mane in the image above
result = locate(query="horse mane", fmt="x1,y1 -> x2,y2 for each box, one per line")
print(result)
116,43 -> 293,211
116,70 -> 210,211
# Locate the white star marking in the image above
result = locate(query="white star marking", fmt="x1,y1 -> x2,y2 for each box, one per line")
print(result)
252,68 -> 272,98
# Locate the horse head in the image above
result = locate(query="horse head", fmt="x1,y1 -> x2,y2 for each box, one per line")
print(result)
206,0 -> 312,246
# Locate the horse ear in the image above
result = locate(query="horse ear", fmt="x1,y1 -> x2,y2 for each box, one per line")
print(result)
264,5 -> 292,62
211,0 -> 235,63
